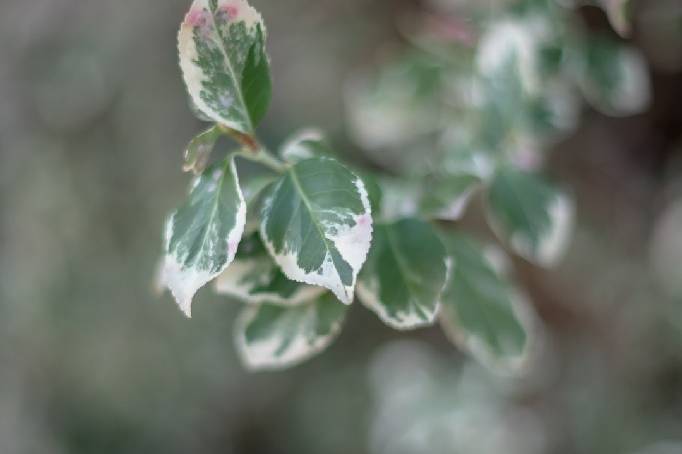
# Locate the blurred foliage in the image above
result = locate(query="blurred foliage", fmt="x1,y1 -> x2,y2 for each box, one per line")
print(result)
1,0 -> 682,453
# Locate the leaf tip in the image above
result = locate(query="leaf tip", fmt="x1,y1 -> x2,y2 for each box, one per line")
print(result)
159,255 -> 206,318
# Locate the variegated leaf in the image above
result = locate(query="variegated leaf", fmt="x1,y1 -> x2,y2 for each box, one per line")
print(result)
280,128 -> 332,164
355,170 -> 383,215
178,0 -> 271,134
235,292 -> 347,370
345,53 -> 446,151
440,233 -> 532,373
476,18 -> 545,96
577,36 -> 650,117
420,174 -> 480,221
215,233 -> 325,305
358,218 -> 448,330
377,177 -> 422,222
260,157 -> 373,304
188,96 -> 214,122
160,156 -> 246,317
486,166 -> 574,266
420,142 -> 494,221
182,125 -> 221,175
522,82 -> 580,143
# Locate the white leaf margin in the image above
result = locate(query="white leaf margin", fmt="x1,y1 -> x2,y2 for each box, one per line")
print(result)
487,186 -> 575,267
439,252 -> 539,375
280,128 -> 326,163
261,167 -> 373,305
428,184 -> 480,222
579,45 -> 651,117
234,300 -> 346,371
160,158 -> 246,317
357,257 -> 451,331
178,0 -> 265,132
214,258 -> 326,306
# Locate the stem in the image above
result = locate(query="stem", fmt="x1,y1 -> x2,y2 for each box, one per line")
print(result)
217,124 -> 287,173
217,124 -> 260,152
236,147 -> 287,173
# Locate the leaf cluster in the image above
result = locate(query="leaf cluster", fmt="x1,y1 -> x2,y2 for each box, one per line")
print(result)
158,0 -> 650,372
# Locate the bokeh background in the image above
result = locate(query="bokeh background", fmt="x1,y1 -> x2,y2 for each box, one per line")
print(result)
1,0 -> 682,453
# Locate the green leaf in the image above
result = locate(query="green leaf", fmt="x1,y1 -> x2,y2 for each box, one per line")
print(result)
376,177 -> 422,222
486,166 -> 574,266
280,128 -> 333,164
439,232 -> 531,372
577,36 -> 650,116
160,156 -> 246,316
419,147 -> 492,221
260,157 -> 373,304
419,146 -> 493,220
521,84 -> 579,141
420,173 -> 480,221
182,125 -> 221,175
278,130 -> 384,214
345,52 -> 446,151
354,170 -> 383,215
178,0 -> 271,134
473,14 -> 578,149
215,233 -> 325,305
235,292 -> 347,370
358,218 -> 448,330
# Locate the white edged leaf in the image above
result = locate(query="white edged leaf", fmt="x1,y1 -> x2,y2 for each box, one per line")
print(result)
439,232 -> 534,373
260,157 -> 373,305
377,177 -> 422,222
419,148 -> 493,221
576,36 -> 650,116
280,128 -> 333,164
439,135 -> 496,181
476,18 -> 546,95
522,81 -> 581,145
215,233 -> 325,305
486,166 -> 574,267
420,135 -> 496,219
354,170 -> 383,215
345,53 -> 446,151
160,155 -> 246,317
420,173 -> 480,221
182,125 -> 222,175
358,218 -> 449,330
178,0 -> 271,134
188,96 -> 214,122
235,292 -> 348,370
